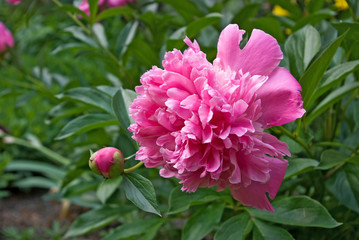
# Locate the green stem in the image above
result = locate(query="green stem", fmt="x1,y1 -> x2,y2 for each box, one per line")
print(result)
276,126 -> 314,158
314,141 -> 356,153
124,162 -> 143,173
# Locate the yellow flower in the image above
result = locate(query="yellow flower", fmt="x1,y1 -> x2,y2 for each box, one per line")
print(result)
334,0 -> 349,11
272,5 -> 290,17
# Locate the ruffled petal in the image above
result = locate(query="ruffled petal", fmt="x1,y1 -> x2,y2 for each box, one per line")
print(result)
216,25 -> 283,76
256,67 -> 306,128
230,157 -> 288,212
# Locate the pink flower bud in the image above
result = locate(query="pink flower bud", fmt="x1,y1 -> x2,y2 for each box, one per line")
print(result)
89,147 -> 125,178
0,22 -> 14,53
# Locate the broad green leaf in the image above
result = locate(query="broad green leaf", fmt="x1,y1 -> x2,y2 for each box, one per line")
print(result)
284,158 -> 318,179
307,60 -> 359,108
116,21 -> 138,57
52,43 -> 100,55
168,186 -> 221,214
57,87 -> 113,114
5,160 -> 65,180
131,38 -> 159,67
123,173 -> 161,216
97,176 -> 123,204
92,23 -> 108,48
232,3 -> 260,27
63,181 -> 99,198
182,202 -> 224,240
112,88 -> 137,131
306,81 -> 359,124
95,6 -> 133,21
64,26 -> 98,47
186,13 -> 222,39
55,113 -> 118,140
306,0 -> 325,13
300,31 -> 347,108
157,0 -> 203,22
252,219 -> 294,240
214,212 -> 252,240
102,218 -> 165,240
13,177 -> 57,189
326,164 -> 359,213
65,205 -> 133,237
285,25 -> 321,79
317,149 -> 348,170
249,196 -> 341,228
252,17 -> 284,43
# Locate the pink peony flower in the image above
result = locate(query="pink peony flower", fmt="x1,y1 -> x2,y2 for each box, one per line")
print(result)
0,22 -> 14,53
129,24 -> 305,212
106,0 -> 135,7
89,147 -> 125,178
6,0 -> 22,5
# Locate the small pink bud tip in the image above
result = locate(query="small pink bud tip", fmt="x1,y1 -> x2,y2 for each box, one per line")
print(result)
89,147 -> 125,178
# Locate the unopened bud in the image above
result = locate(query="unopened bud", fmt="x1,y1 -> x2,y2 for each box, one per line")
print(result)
89,147 -> 125,178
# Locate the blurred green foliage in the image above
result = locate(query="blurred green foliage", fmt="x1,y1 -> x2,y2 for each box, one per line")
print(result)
1,0 -> 359,239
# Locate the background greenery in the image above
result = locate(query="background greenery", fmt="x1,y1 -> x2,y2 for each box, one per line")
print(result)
1,0 -> 359,239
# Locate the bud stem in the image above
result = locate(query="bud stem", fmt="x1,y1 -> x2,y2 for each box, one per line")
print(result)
124,162 -> 143,173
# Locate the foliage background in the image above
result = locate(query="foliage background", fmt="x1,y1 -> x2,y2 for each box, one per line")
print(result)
1,0 -> 359,239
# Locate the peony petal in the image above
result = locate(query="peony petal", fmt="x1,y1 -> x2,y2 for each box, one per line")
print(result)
216,25 -> 283,76
230,157 -> 288,212
256,67 -> 306,128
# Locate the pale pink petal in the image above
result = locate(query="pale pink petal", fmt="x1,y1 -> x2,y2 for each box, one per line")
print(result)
257,67 -> 306,128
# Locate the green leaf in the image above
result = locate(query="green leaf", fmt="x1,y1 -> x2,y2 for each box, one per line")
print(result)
57,87 -> 113,114
55,113 -> 118,140
92,23 -> 108,48
59,4 -> 89,21
64,26 -> 98,47
182,202 -> 224,240
306,81 -> 359,124
5,160 -> 65,180
284,158 -> 319,179
293,9 -> 336,31
63,181 -> 99,198
52,43 -> 100,55
168,186 -> 221,214
14,177 -> 58,189
252,17 -> 285,43
88,0 -> 99,24
65,205 -> 132,237
249,196 -> 341,228
112,88 -> 137,131
300,30 -> 347,109
95,6 -> 133,21
214,212 -> 252,240
97,176 -> 123,204
157,0 -> 203,22
252,219 -> 294,240
186,13 -> 222,39
308,60 -> 359,108
232,3 -> 260,27
326,164 -> 359,213
102,218 -> 165,240
131,38 -> 159,67
116,21 -> 138,57
317,149 -> 349,170
285,25 -> 321,80
123,173 -> 161,216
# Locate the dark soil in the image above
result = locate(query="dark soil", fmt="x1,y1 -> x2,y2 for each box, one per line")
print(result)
0,189 -> 99,240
